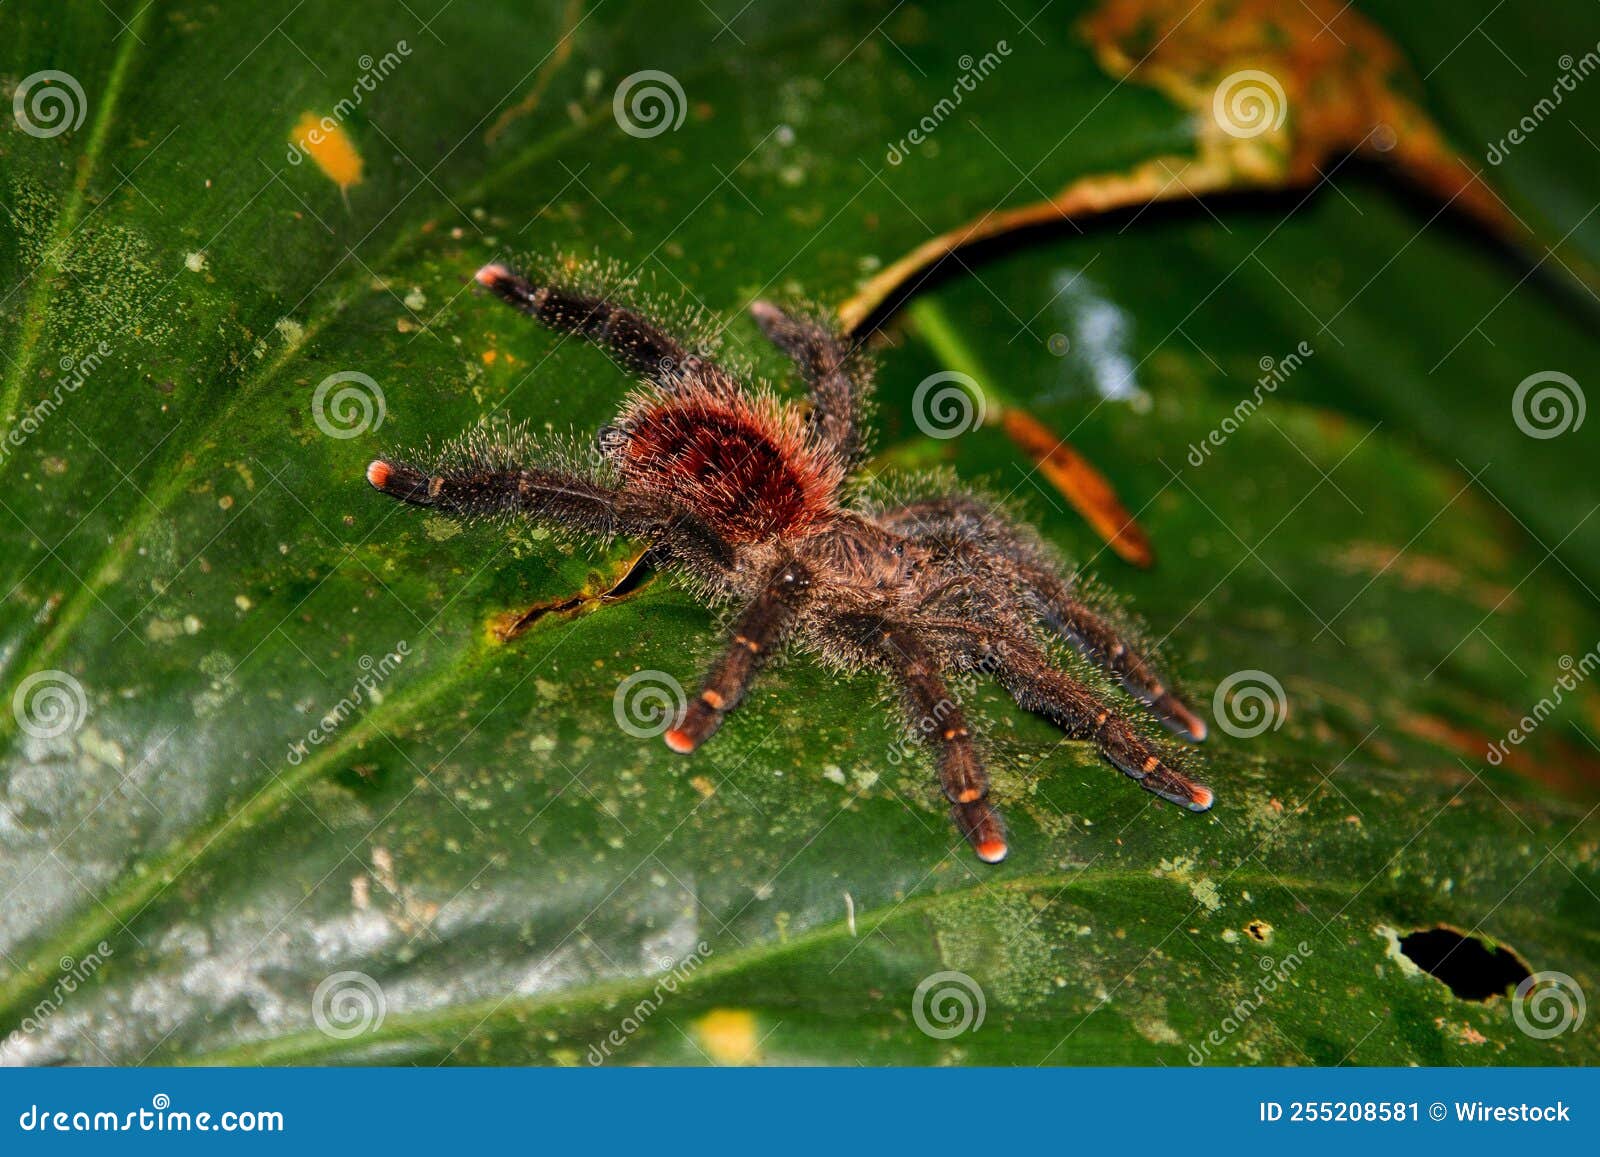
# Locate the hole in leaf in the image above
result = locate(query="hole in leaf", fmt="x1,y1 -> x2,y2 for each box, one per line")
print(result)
1398,926 -> 1531,1001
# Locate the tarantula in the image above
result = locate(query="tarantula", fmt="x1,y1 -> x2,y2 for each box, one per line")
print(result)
366,263 -> 1213,863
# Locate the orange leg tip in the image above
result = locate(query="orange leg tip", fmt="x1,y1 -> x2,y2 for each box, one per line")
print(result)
662,729 -> 696,754
366,460 -> 392,489
1188,785 -> 1215,812
475,262 -> 512,288
975,839 -> 1009,864
955,788 -> 983,804
1166,701 -> 1208,743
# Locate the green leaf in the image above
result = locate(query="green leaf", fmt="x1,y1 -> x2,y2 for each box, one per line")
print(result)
0,0 -> 1594,1067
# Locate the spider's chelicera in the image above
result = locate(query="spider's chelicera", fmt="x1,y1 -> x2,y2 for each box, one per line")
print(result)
367,263 -> 1213,863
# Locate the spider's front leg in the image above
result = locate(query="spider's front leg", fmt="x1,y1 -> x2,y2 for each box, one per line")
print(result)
1017,564 -> 1208,742
881,495 -> 1207,742
984,635 -> 1214,812
664,561 -> 812,754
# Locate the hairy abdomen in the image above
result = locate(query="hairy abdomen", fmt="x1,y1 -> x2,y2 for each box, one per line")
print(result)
619,393 -> 838,542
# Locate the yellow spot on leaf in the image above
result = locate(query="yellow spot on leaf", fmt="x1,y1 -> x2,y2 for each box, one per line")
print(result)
692,1009 -> 760,1064
291,112 -> 364,193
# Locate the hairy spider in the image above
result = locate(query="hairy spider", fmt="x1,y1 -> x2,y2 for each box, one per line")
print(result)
366,263 -> 1212,863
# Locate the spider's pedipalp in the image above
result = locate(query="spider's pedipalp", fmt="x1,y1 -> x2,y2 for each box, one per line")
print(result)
665,561 -> 811,754
953,797 -> 1009,864
749,300 -> 873,465
870,622 -> 1005,861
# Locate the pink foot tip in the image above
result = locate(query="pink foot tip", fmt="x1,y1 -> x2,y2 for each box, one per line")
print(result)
975,839 -> 1009,864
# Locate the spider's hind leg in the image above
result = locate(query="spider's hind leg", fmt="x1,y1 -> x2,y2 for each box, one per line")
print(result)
477,263 -> 733,392
365,458 -> 734,573
749,301 -> 872,465
366,458 -> 621,531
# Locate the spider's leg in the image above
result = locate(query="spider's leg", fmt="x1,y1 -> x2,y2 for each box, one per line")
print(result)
1018,565 -> 1207,742
749,301 -> 871,464
476,263 -> 734,392
664,562 -> 811,754
986,637 -> 1213,812
879,494 -> 1206,741
365,459 -> 733,571
874,623 -> 1007,863
366,458 -> 618,526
